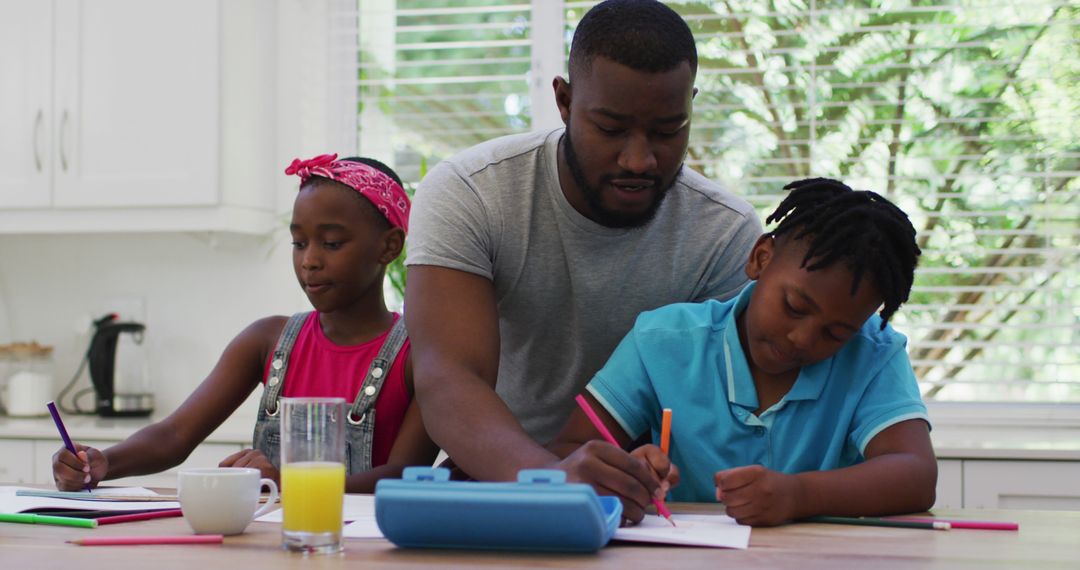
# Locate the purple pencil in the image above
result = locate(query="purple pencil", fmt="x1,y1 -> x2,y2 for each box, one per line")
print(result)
46,400 -> 91,492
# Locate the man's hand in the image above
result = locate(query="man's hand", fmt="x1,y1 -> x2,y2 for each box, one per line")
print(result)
219,448 -> 280,484
630,444 -> 680,498
715,464 -> 799,526
52,444 -> 108,491
556,440 -> 664,524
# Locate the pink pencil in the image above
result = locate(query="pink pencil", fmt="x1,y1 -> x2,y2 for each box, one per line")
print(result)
96,509 -> 184,525
67,534 -> 224,546
574,395 -> 675,526
892,517 -> 1019,531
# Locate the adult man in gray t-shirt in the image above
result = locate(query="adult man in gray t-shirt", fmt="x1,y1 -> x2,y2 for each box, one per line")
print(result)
404,0 -> 761,523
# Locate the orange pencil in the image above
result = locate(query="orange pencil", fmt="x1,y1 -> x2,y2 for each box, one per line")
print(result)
660,408 -> 672,456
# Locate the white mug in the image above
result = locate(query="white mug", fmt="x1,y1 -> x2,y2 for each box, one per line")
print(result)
177,467 -> 279,535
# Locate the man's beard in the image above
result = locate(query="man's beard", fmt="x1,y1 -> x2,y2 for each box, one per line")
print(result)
563,130 -> 677,229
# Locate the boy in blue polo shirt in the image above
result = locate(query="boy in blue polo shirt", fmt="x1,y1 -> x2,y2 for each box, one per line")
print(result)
550,178 -> 936,526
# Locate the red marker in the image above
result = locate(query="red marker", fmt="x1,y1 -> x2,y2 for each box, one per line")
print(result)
95,509 -> 184,525
68,534 -> 223,546
890,517 -> 1018,531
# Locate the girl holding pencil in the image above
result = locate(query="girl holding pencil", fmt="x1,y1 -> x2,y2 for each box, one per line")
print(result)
52,155 -> 439,493
550,178 -> 937,527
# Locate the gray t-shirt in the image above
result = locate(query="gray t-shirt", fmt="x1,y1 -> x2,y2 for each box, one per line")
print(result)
406,128 -> 762,443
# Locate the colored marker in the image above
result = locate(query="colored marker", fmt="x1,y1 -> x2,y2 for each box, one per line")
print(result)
0,513 -> 98,528
96,509 -> 185,525
574,394 -> 675,527
806,515 -> 950,530
47,400 -> 91,492
889,517 -> 1018,531
68,534 -> 224,546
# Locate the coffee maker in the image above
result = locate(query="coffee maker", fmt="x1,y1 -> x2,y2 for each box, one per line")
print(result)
88,314 -> 153,417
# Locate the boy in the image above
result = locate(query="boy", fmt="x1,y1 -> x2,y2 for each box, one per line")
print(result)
551,178 -> 936,526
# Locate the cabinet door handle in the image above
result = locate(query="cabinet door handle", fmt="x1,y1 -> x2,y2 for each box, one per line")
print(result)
33,110 -> 44,172
59,109 -> 70,171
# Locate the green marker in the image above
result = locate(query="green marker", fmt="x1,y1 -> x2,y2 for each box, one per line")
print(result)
0,513 -> 98,528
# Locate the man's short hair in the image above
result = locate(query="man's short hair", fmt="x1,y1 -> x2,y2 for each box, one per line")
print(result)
569,0 -> 698,81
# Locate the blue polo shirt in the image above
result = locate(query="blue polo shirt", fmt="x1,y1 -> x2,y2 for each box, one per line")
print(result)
587,282 -> 929,503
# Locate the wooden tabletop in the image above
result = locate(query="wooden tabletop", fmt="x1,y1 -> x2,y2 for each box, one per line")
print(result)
2,502 -> 1078,569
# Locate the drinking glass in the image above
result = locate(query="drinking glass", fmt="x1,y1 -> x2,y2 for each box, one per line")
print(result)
280,397 -> 346,554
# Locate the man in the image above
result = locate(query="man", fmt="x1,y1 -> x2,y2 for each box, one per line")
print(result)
404,0 -> 761,522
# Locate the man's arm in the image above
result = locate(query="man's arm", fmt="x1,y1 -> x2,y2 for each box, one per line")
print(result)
405,266 -> 664,521
404,265 -> 555,481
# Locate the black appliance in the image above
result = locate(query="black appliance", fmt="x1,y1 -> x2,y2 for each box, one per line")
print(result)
88,315 -> 153,417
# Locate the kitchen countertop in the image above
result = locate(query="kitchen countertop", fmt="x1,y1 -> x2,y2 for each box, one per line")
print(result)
931,425 -> 1080,461
3,413 -> 1080,461
0,413 -> 252,444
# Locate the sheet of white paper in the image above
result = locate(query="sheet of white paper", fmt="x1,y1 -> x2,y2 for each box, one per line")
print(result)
342,516 -> 384,539
0,486 -> 180,513
254,493 -> 376,525
613,514 -> 751,549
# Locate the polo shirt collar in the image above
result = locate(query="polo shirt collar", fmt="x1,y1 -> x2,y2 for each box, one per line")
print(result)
722,283 -> 759,410
722,281 -> 829,410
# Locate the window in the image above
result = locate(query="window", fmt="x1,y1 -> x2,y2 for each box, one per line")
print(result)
352,1 -> 1079,404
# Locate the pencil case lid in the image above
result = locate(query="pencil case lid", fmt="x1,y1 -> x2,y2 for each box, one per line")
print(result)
374,467 -> 621,552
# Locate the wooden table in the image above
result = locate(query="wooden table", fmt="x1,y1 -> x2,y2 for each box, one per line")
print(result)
2,501 -> 1078,569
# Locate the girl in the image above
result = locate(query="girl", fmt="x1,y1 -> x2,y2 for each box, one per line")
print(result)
52,154 -> 439,493
550,178 -> 936,526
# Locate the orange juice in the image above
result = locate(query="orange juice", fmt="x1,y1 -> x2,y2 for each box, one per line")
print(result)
281,461 -> 345,534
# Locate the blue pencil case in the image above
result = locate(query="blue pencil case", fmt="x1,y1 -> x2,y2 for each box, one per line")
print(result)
374,467 -> 621,552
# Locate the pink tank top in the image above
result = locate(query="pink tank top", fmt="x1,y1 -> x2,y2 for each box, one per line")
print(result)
263,312 -> 410,468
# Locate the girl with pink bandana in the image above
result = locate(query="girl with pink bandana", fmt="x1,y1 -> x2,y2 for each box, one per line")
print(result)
52,155 -> 438,493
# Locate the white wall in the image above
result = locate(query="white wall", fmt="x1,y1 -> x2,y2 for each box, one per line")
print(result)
0,231 -> 307,429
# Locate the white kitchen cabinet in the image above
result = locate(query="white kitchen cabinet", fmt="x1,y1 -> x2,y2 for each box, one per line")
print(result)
0,0 -> 53,208
934,459 -> 963,509
0,0 -> 277,234
963,460 -> 1080,511
0,440 -> 36,483
52,0 -> 218,209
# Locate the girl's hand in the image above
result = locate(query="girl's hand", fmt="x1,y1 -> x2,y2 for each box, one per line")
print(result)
630,444 -> 680,499
219,448 -> 280,484
52,443 -> 108,491
714,464 -> 799,526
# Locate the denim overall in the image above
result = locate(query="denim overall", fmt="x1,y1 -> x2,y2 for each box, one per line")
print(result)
251,312 -> 408,474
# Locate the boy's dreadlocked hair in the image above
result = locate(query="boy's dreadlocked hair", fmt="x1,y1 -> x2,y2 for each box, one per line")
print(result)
766,178 -> 921,329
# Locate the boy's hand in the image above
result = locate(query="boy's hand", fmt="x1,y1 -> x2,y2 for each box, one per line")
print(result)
556,440 -> 662,524
715,464 -> 799,526
52,444 -> 107,491
630,444 -> 680,498
219,448 -> 280,484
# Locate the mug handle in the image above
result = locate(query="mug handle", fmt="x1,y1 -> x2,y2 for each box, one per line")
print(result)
253,478 -> 280,520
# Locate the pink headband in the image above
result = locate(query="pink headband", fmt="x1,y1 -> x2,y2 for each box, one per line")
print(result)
285,153 -> 410,233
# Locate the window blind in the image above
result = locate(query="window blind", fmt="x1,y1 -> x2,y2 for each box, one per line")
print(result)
354,1 -> 1079,403
356,0 -> 535,184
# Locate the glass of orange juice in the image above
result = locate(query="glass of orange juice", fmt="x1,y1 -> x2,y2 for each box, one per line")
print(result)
280,397 -> 346,554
